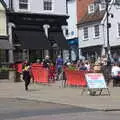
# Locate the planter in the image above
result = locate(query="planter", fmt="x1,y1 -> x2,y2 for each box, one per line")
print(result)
9,70 -> 16,82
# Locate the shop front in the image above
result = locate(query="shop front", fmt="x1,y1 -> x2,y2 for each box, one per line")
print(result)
7,12 -> 69,63
81,45 -> 102,62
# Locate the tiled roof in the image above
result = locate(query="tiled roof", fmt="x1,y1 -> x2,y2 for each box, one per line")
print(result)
78,10 -> 105,25
77,0 -> 95,23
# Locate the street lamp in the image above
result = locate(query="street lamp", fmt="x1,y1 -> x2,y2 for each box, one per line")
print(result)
105,0 -> 111,65
95,0 -> 112,64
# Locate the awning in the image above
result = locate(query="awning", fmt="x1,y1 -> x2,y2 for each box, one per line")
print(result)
15,30 -> 51,49
0,39 -> 10,49
48,32 -> 69,49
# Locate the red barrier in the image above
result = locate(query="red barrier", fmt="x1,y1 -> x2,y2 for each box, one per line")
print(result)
16,63 -> 23,73
65,69 -> 87,87
31,64 -> 48,83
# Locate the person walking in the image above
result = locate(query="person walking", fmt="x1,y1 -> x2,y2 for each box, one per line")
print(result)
111,63 -> 120,86
22,61 -> 31,91
56,55 -> 64,80
43,56 -> 51,69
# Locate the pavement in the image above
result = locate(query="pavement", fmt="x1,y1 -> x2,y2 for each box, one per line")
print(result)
0,80 -> 120,111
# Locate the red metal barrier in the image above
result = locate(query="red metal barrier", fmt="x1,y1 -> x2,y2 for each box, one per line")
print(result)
31,64 -> 48,83
65,69 -> 87,87
16,63 -> 23,73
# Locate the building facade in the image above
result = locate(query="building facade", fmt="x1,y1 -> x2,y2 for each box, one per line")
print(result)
77,0 -> 120,62
66,0 -> 78,62
4,0 -> 69,63
0,0 -> 9,66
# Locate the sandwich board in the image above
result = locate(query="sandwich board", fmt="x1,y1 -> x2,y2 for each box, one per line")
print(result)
81,73 -> 110,96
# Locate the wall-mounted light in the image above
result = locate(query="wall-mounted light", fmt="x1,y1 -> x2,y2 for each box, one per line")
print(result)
43,24 -> 50,38
61,25 -> 67,37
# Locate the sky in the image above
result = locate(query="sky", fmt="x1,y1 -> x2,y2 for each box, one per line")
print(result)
3,0 -> 9,7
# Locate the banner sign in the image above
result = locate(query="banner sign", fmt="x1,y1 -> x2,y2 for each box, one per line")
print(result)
85,73 -> 107,89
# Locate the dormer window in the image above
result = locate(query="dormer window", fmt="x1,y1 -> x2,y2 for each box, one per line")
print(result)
88,4 -> 95,14
19,0 -> 28,10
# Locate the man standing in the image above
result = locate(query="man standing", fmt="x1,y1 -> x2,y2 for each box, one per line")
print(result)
43,56 -> 51,69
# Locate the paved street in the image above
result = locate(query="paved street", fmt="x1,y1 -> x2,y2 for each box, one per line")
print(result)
0,80 -> 120,119
0,98 -> 120,120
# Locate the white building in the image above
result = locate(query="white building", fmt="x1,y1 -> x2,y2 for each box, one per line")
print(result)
4,0 -> 69,63
65,0 -> 78,62
4,0 -> 67,15
0,0 -> 9,64
77,0 -> 120,62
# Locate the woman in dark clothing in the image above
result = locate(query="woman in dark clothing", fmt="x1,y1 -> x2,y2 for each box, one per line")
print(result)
23,63 -> 31,91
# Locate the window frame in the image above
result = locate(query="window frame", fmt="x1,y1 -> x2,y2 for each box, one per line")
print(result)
94,25 -> 99,37
115,0 -> 120,5
118,23 -> 120,37
83,27 -> 88,39
43,0 -> 53,11
88,4 -> 95,14
19,0 -> 29,10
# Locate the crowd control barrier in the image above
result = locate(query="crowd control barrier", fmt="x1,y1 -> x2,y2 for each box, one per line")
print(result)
64,69 -> 87,87
16,63 -> 23,73
31,63 -> 48,83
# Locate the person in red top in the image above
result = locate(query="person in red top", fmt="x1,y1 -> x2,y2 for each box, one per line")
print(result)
48,63 -> 56,82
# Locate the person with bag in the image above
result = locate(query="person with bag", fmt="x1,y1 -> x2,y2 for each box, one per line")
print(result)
22,61 -> 31,91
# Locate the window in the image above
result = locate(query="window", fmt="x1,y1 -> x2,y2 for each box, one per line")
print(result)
94,25 -> 99,37
115,0 -> 120,5
44,0 -> 52,11
65,29 -> 68,36
88,4 -> 95,14
19,0 -> 28,10
83,27 -> 88,39
99,3 -> 106,11
118,23 -> 120,37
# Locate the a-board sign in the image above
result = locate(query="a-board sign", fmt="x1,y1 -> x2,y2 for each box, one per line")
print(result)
85,73 -> 107,89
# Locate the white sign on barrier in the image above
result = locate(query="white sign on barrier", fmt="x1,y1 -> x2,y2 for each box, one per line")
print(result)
85,73 -> 107,89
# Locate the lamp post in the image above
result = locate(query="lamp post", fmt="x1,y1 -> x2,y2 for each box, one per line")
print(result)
96,0 -> 112,64
105,0 -> 111,65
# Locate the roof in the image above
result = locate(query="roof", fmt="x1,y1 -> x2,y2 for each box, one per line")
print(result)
77,10 -> 105,26
77,0 -> 95,23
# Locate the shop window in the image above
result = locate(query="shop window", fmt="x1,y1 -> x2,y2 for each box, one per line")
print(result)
0,50 -> 8,64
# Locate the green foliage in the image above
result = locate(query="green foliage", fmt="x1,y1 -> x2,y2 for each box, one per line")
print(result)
0,67 -> 15,72
68,64 -> 76,71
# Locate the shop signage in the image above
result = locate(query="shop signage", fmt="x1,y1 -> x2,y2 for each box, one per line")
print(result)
85,73 -> 107,89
